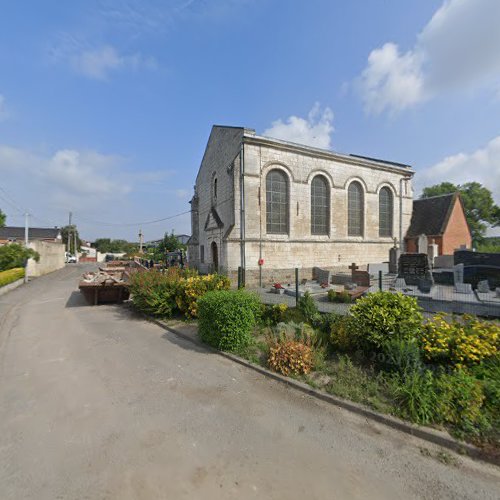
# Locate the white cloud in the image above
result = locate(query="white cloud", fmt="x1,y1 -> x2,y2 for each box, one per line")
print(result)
416,136 -> 500,204
263,103 -> 334,149
358,0 -> 500,114
0,145 -> 131,206
70,45 -> 157,80
360,43 -> 425,115
0,94 -> 8,121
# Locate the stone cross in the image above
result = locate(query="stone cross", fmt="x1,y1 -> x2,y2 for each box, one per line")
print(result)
349,262 -> 359,280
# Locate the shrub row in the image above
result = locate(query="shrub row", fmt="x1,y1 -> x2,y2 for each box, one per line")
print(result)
0,267 -> 25,287
128,268 -> 230,319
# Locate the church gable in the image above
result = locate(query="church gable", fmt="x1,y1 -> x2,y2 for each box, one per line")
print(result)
204,207 -> 224,231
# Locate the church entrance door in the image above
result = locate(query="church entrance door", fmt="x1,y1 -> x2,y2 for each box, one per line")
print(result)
211,241 -> 219,272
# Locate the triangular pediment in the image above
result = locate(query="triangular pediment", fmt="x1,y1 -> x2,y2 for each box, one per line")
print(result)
204,207 -> 223,231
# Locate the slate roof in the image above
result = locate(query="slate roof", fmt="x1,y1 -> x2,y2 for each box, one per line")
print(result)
406,193 -> 458,238
0,226 -> 61,240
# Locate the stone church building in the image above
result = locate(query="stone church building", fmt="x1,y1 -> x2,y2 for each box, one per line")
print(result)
188,125 -> 414,285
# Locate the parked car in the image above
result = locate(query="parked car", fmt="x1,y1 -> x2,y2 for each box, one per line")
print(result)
65,252 -> 77,263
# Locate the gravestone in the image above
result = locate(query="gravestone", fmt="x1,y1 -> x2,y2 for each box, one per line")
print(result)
453,263 -> 464,285
418,278 -> 433,293
455,283 -> 473,294
418,234 -> 428,254
368,263 -> 389,277
353,270 -> 371,287
454,250 -> 500,289
477,280 -> 490,293
398,253 -> 433,286
389,247 -> 400,274
394,277 -> 407,289
313,266 -> 331,285
427,240 -> 439,267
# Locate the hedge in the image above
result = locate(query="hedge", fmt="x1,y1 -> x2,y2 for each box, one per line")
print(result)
0,267 -> 25,288
197,290 -> 262,351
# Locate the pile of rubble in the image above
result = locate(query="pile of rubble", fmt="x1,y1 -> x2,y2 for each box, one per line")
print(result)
81,270 -> 125,285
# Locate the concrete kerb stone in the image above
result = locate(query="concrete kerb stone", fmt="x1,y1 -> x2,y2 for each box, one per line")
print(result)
148,316 -> 496,466
0,278 -> 25,297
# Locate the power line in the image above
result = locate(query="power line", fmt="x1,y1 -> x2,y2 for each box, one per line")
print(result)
73,209 -> 191,227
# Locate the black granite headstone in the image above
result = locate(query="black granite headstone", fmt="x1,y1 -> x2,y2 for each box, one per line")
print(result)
454,250 -> 500,289
398,253 -> 433,286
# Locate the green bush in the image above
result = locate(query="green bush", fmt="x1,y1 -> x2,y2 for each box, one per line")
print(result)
0,244 -> 39,271
471,357 -> 500,443
328,314 -> 359,353
0,267 -> 25,287
381,338 -> 423,376
395,370 -> 437,425
350,292 -> 423,350
434,370 -> 485,432
297,291 -> 320,324
262,303 -> 289,326
198,290 -> 261,351
128,269 -> 178,317
327,290 -> 352,303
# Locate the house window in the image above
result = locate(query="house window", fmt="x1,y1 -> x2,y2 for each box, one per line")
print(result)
213,178 -> 217,202
311,175 -> 329,235
379,187 -> 393,237
348,181 -> 364,236
266,169 -> 289,234
200,245 -> 205,263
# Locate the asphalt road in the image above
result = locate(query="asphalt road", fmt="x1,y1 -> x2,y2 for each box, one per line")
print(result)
0,264 -> 498,499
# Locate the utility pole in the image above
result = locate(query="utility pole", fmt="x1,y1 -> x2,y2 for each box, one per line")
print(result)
139,229 -> 144,254
24,212 -> 29,283
67,211 -> 72,254
74,231 -> 78,263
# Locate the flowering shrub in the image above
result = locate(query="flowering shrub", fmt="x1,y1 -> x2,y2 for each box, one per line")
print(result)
265,303 -> 289,325
128,268 -> 229,319
268,340 -> 313,376
176,274 -> 230,318
420,314 -> 499,368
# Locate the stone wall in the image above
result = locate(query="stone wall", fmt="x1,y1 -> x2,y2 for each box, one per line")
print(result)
27,241 -> 65,277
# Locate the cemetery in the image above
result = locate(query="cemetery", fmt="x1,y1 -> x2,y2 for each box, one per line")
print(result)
260,242 -> 500,318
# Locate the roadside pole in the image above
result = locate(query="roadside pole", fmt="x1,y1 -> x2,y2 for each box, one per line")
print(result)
24,212 -> 29,283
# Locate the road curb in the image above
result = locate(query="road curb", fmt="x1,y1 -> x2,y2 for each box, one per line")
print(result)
0,278 -> 25,297
150,317 -> 497,466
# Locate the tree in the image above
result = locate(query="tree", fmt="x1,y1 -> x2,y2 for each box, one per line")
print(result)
0,244 -> 40,271
94,238 -> 138,254
153,232 -> 186,261
61,225 -> 82,254
0,208 -> 6,227
421,182 -> 500,245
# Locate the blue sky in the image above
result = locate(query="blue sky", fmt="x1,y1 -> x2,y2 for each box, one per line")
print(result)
1,0 -> 499,241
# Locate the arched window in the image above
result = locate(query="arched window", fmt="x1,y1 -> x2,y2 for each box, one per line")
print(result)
348,181 -> 364,236
266,169 -> 289,234
212,177 -> 218,204
379,187 -> 393,237
311,175 -> 329,235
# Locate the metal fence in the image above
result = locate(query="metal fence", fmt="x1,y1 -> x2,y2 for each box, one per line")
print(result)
249,269 -> 500,319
